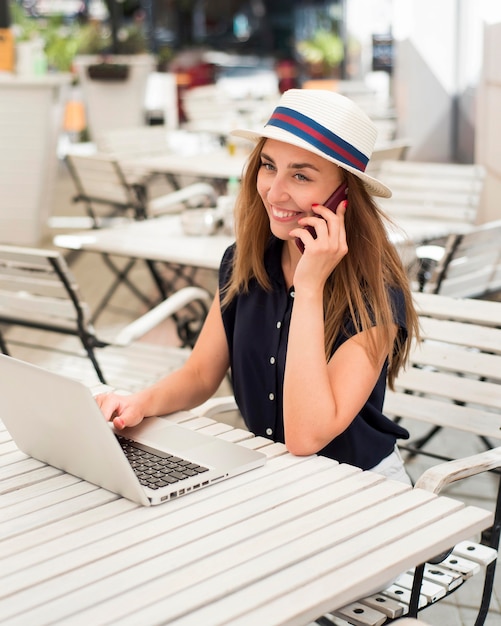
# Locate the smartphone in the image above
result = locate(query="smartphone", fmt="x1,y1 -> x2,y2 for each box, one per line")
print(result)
295,182 -> 348,253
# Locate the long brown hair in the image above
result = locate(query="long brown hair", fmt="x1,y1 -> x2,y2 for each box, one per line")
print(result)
221,139 -> 420,388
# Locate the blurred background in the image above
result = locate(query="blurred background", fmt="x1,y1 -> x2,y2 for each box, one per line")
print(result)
1,0 -> 501,247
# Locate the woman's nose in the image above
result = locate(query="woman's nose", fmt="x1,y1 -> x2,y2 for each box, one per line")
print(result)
267,178 -> 289,204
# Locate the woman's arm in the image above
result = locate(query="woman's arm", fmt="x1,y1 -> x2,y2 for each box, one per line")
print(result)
284,286 -> 396,455
96,290 -> 230,429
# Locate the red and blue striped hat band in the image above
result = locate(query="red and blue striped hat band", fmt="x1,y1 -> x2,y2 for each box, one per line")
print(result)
231,89 -> 392,198
266,106 -> 369,173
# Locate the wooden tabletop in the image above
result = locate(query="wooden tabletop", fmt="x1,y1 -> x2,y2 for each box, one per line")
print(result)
0,408 -> 492,626
54,215 -> 234,271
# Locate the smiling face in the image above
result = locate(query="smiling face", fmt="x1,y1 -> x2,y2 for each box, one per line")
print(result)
256,139 -> 344,243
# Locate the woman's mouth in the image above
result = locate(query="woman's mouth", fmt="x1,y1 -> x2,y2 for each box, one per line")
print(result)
270,206 -> 301,222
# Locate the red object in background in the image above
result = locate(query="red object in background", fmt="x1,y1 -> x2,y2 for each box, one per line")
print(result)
175,62 -> 216,124
186,62 -> 216,87
276,59 -> 298,93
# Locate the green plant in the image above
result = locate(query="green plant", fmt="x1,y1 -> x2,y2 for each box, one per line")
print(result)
9,1 -> 39,41
296,29 -> 344,76
44,17 -> 81,72
9,2 -> 149,73
75,20 -> 148,55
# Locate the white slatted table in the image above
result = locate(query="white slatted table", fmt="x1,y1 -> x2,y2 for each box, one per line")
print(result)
0,410 -> 493,626
54,215 -> 234,318
54,215 -> 233,272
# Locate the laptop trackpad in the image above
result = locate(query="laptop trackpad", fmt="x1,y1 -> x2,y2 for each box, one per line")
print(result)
122,417 -> 207,452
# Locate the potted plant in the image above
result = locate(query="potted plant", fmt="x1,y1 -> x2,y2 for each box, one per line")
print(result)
72,17 -> 155,140
296,29 -> 344,80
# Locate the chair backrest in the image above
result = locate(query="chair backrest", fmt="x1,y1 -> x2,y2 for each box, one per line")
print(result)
182,83 -> 278,132
0,244 -> 106,382
423,219 -> 501,297
366,139 -> 411,176
378,160 -> 485,224
384,291 -> 501,445
65,153 -> 143,225
182,85 -> 236,128
95,125 -> 171,159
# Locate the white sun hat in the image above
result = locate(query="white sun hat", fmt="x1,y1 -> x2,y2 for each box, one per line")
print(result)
230,88 -> 392,198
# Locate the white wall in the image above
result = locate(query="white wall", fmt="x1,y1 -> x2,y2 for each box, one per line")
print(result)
475,20 -> 501,222
390,0 -> 501,164
392,0 -> 458,161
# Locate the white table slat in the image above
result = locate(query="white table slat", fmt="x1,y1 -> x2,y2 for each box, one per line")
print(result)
0,485 -> 119,541
217,428 -> 255,442
0,430 -> 13,444
238,435 -> 280,450
0,455 -> 334,606
0,456 -> 46,479
177,415 -> 216,430
0,464 -> 63,496
170,506 -> 490,626
197,421 -> 235,436
10,471 -> 406,625
2,481 -> 102,522
0,440 -> 20,455
3,456 -> 337,576
0,472 -> 82,507
106,494 -> 475,626
0,497 -> 135,559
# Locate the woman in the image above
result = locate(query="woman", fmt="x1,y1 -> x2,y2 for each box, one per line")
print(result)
97,89 -> 419,484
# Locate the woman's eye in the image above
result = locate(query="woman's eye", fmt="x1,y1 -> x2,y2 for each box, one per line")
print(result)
294,172 -> 309,182
260,161 -> 275,171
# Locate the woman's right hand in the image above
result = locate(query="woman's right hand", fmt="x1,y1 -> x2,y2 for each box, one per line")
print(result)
95,392 -> 148,430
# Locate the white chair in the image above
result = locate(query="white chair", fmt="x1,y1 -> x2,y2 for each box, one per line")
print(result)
65,152 -> 217,227
0,244 -> 212,390
419,219 -> 501,296
378,160 -> 485,226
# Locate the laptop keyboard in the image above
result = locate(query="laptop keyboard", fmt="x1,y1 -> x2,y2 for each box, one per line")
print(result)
116,436 -> 209,490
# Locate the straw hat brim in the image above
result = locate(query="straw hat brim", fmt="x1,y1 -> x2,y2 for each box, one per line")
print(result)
231,126 -> 392,199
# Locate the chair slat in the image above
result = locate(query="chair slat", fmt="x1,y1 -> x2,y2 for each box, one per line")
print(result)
417,316 -> 501,353
0,292 -> 84,324
379,161 -> 484,202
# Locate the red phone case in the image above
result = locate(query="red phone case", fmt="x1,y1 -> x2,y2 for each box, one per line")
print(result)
296,183 -> 348,253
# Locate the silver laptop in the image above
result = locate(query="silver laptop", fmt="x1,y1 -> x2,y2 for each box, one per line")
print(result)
0,355 -> 266,506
